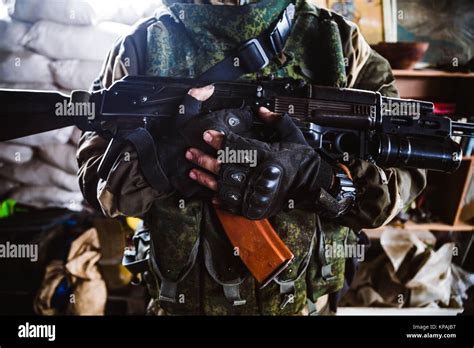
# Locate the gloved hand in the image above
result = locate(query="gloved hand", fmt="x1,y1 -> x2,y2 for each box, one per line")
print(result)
216,133 -> 335,219
101,85 -> 256,200
185,111 -> 339,220
154,87 -> 256,198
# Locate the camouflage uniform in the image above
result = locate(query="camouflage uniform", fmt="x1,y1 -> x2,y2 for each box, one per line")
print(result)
77,0 -> 427,315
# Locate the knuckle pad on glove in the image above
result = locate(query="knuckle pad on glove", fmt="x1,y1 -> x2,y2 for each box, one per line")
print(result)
223,107 -> 253,134
243,165 -> 282,220
218,164 -> 250,212
219,166 -> 249,188
203,107 -> 253,135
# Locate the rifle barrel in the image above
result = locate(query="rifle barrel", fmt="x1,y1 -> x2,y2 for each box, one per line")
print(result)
452,121 -> 474,137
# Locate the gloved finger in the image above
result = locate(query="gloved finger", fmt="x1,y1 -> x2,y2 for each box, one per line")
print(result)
189,168 -> 219,192
258,107 -> 307,145
203,130 -> 225,150
176,85 -> 215,126
186,147 -> 221,175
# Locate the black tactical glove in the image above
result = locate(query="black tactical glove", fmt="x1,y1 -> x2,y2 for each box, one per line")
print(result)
217,132 -> 336,219
156,98 -> 256,198
215,113 -> 356,220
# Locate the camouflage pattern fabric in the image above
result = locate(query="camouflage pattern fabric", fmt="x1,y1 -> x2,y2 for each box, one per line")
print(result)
143,0 -> 348,316
146,0 -> 292,77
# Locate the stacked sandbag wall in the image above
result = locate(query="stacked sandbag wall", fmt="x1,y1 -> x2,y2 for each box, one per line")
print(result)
0,0 -> 162,211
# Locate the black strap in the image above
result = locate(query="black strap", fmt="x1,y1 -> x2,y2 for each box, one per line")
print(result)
97,127 -> 171,195
126,128 -> 172,193
316,216 -> 337,281
199,3 -> 296,81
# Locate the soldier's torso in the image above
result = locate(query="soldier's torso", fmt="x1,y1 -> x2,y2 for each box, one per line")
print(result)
141,0 -> 355,315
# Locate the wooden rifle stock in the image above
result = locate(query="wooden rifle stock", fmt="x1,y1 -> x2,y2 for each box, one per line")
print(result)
215,209 -> 294,286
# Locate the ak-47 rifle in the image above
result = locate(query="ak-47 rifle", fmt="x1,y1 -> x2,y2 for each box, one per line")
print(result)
1,76 -> 473,285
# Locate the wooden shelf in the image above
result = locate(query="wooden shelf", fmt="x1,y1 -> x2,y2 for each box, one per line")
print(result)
337,307 -> 462,316
393,69 -> 474,79
393,69 -> 474,104
363,221 -> 474,239
402,221 -> 474,231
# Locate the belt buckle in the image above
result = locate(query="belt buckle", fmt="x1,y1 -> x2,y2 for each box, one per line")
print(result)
270,5 -> 294,55
239,38 -> 270,72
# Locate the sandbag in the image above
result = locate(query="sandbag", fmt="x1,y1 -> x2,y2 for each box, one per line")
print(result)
37,143 -> 78,175
50,59 -> 102,90
92,0 -> 162,25
10,186 -> 83,211
69,127 -> 82,147
0,2 -> 8,19
0,159 -> 79,192
0,82 -> 58,90
9,0 -> 96,26
0,51 -> 53,84
0,18 -> 31,52
9,128 -> 75,147
0,178 -> 20,196
22,20 -> 131,61
0,142 -> 34,165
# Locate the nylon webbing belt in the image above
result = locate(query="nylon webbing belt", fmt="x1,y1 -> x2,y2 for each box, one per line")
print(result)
198,3 -> 296,81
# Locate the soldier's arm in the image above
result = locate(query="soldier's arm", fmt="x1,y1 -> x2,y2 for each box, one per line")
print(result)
331,14 -> 427,229
77,19 -> 164,218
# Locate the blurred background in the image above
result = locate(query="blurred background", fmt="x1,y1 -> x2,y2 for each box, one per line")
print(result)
0,0 -> 473,316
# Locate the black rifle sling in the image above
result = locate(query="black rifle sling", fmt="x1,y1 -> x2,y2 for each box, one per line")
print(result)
125,128 -> 171,192
98,128 -> 171,193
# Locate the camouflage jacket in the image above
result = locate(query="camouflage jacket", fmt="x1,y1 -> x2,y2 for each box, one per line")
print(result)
77,0 -> 427,315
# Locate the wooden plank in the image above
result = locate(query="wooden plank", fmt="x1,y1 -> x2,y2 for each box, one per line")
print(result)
337,307 -> 463,316
393,71 -> 474,115
393,69 -> 474,78
403,221 -> 474,232
427,158 -> 474,225
363,221 -> 474,240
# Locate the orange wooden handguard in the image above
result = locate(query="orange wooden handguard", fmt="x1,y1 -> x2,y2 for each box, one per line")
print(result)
215,208 -> 294,286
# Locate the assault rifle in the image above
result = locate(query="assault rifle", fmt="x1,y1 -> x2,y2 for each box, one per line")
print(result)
1,76 -> 473,285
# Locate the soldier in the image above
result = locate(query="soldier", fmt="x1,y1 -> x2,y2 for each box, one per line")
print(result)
77,0 -> 426,315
